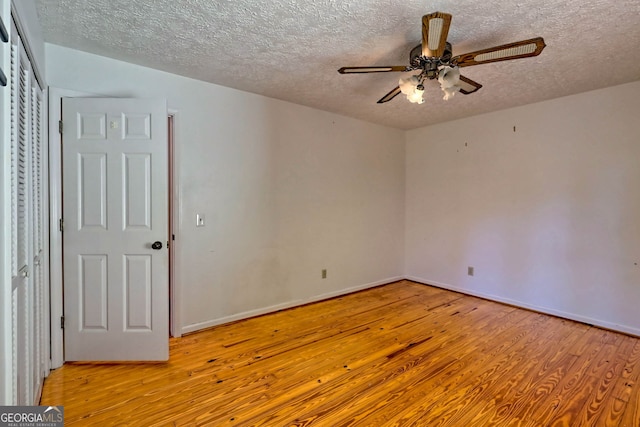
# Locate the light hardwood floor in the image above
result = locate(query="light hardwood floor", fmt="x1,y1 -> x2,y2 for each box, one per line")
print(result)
41,280 -> 640,426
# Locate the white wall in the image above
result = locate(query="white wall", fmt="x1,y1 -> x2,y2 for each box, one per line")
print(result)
406,81 -> 640,335
45,44 -> 405,334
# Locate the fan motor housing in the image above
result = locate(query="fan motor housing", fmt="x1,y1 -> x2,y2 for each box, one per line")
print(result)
410,42 -> 453,72
409,42 -> 453,65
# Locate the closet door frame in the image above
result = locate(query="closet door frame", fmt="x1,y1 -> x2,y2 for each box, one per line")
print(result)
3,9 -> 48,406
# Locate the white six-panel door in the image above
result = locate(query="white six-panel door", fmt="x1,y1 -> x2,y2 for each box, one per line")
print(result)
62,98 -> 168,361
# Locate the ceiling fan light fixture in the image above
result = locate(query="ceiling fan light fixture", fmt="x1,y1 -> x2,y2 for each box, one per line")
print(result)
438,65 -> 461,100
399,75 -> 425,104
399,75 -> 419,94
438,66 -> 460,88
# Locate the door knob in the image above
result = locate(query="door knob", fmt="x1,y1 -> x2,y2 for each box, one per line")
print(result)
151,241 -> 163,250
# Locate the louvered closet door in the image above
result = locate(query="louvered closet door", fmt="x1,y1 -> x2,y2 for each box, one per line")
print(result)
9,22 -> 46,406
10,30 -> 30,406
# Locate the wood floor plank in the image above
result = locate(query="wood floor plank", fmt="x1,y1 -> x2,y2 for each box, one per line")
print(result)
438,320 -> 587,425
208,297 -> 475,425
40,280 -> 640,426
292,306 -> 548,425
391,315 -> 555,426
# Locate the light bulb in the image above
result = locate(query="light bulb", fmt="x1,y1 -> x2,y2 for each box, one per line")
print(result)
399,75 -> 420,95
407,90 -> 424,104
442,86 -> 458,101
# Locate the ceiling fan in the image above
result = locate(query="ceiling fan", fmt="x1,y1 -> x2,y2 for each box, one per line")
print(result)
338,12 -> 546,104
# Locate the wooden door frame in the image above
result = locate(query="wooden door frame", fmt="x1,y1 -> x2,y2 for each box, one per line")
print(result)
48,89 -> 181,368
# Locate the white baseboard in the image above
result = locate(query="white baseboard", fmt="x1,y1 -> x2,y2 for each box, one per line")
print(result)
405,276 -> 640,338
181,276 -> 404,335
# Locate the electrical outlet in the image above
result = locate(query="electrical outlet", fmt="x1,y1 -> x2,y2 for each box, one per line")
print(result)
468,266 -> 474,276
322,269 -> 327,279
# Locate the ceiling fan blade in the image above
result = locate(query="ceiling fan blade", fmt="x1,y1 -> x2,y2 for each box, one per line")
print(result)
454,37 -> 546,67
422,12 -> 452,58
458,75 -> 482,94
377,86 -> 401,104
338,66 -> 408,74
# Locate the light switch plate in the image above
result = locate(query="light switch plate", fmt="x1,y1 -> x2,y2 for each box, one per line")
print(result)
196,214 -> 205,227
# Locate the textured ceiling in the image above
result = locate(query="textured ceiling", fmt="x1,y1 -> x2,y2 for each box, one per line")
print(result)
35,0 -> 640,130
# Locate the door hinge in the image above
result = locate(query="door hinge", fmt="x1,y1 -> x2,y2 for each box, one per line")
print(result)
60,316 -> 65,329
59,218 -> 64,232
58,120 -> 63,134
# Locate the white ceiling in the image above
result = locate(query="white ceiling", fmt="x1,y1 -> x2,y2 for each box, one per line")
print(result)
35,0 -> 640,130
